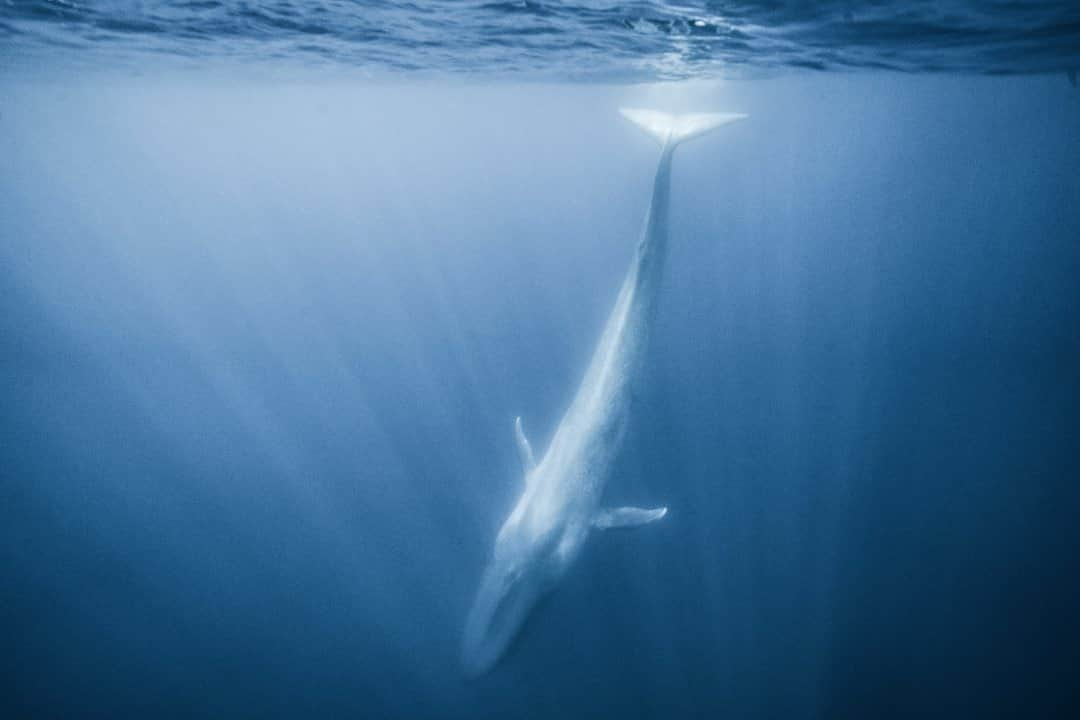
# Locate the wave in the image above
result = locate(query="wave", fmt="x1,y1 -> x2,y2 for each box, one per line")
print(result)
2,1 -> 1079,79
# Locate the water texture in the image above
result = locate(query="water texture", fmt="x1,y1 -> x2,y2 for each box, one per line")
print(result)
3,1 -> 1080,78
2,3 -> 1080,720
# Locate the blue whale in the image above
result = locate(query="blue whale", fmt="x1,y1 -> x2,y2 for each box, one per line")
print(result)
462,108 -> 747,676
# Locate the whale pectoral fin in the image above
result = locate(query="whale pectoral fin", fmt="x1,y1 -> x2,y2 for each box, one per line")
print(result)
593,506 -> 668,530
514,416 -> 536,474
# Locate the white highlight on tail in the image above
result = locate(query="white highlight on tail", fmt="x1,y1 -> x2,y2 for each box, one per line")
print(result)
620,107 -> 748,147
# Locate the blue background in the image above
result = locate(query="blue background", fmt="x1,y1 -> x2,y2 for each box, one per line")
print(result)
3,74 -> 1079,717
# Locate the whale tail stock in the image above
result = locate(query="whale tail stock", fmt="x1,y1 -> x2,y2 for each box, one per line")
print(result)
620,107 -> 747,148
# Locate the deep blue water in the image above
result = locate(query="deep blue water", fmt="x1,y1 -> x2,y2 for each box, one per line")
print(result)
3,3 -> 1080,719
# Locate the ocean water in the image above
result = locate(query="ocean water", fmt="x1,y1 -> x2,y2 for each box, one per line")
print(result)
3,3 -> 1080,719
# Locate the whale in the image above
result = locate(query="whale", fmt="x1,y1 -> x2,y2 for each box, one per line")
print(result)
461,107 -> 747,676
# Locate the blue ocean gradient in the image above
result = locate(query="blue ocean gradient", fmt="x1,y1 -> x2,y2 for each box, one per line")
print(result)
2,69 -> 1079,718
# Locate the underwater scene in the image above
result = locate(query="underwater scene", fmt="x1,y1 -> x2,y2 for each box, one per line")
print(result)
3,2 -> 1080,718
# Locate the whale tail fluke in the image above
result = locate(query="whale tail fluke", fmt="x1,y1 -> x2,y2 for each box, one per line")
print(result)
620,108 -> 747,148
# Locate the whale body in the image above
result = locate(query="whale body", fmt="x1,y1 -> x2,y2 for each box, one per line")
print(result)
461,108 -> 747,676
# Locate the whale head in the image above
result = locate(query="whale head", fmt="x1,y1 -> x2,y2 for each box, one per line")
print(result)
460,518 -> 561,676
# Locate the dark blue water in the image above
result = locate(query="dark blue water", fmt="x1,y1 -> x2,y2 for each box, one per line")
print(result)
3,1 -> 1080,78
3,3 -> 1080,719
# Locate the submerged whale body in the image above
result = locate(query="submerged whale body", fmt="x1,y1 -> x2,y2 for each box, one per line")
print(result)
461,107 -> 747,676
